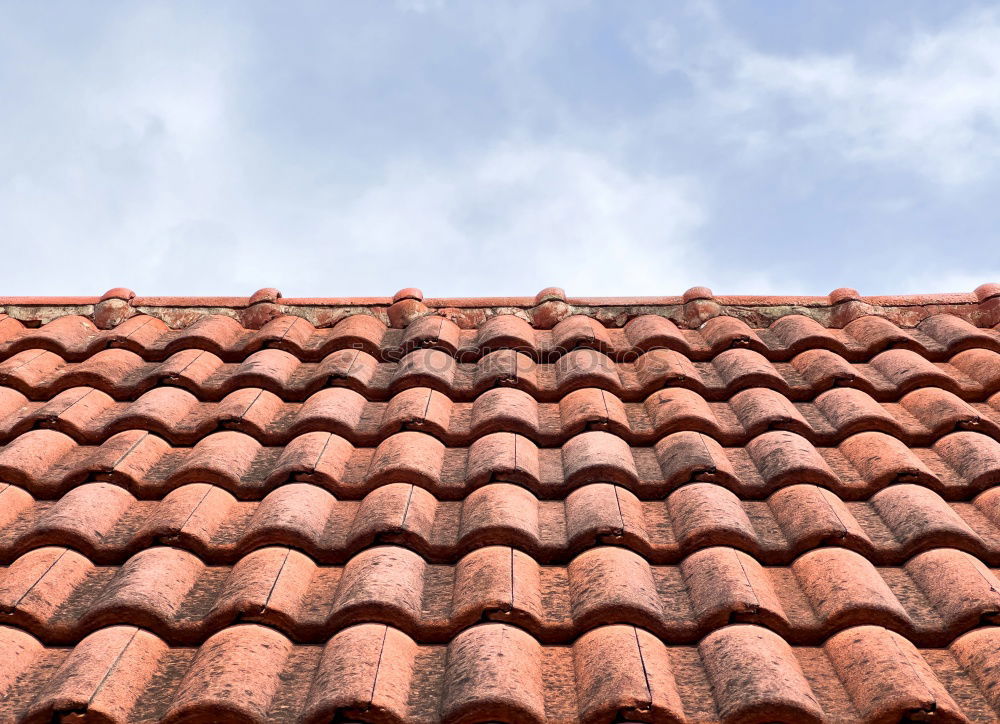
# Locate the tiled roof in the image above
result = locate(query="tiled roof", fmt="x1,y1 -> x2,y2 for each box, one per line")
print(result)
3,284 -> 1000,723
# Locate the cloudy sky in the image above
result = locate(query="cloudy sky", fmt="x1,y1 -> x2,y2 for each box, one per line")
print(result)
2,1 -> 999,297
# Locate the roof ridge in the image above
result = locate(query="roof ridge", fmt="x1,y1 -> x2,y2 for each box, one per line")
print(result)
2,283 -> 1000,330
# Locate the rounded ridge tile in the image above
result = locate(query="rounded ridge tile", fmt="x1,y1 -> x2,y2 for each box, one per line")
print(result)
534,287 -> 566,305
460,483 -> 540,546
839,431 -> 936,486
906,548 -> 1000,630
934,431 -> 1000,490
682,546 -> 787,630
0,625 -> 43,696
467,432 -> 539,487
747,430 -> 837,489
303,623 -> 417,723
829,287 -> 860,304
470,387 -> 540,436
333,546 -> 426,627
872,484 -> 980,550
567,547 -> 662,629
249,288 -> 282,305
26,626 -> 166,724
561,431 -> 638,487
975,283 -> 1000,302
369,430 -> 445,487
247,483 -> 336,548
655,431 -> 738,489
85,547 -> 202,631
165,624 -> 293,723
573,625 -> 685,723
441,623 -> 546,724
623,314 -> 685,353
698,624 -> 822,724
683,286 -> 713,303
767,484 -> 869,550
825,625 -> 963,723
952,627 -> 1000,712
792,548 -> 908,630
644,388 -> 721,436
668,483 -> 757,550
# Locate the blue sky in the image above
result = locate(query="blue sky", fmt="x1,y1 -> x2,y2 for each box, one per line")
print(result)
2,0 -> 999,296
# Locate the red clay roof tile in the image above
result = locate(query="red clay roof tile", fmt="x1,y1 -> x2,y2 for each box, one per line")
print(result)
3,291 -> 1000,721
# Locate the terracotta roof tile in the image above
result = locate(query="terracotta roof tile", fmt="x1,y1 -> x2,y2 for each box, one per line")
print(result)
4,291 -> 1000,721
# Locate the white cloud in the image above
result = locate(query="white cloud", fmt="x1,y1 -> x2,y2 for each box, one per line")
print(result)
895,268 -> 1000,296
0,3 -> 724,296
0,19 -> 714,296
279,143 -> 711,295
4,1 -> 991,297
395,0 -> 446,12
0,4 -> 250,293
638,6 -> 1000,186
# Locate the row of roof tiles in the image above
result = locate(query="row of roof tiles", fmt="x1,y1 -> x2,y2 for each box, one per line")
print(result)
3,312 -> 1000,363
4,621 -> 1000,723
2,383 -> 997,447
5,481 -> 1000,567
4,346 -> 1000,403
1,427 -> 998,500
3,543 -> 998,647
